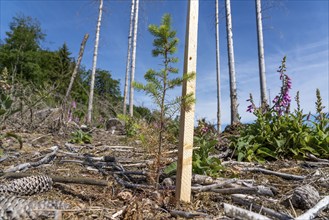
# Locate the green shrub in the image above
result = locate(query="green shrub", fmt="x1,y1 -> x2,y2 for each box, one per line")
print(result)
231,58 -> 329,162
69,130 -> 92,144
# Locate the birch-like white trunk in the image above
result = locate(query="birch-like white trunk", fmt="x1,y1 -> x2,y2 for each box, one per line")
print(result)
256,0 -> 268,107
87,0 -> 103,124
129,0 -> 139,117
215,0 -> 221,133
225,0 -> 239,124
123,0 -> 135,115
64,34 -> 89,103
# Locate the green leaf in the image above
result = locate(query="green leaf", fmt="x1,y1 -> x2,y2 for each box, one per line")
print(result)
238,152 -> 245,161
164,161 -> 177,175
257,147 -> 277,159
274,138 -> 286,149
0,109 -> 6,116
300,146 -> 319,156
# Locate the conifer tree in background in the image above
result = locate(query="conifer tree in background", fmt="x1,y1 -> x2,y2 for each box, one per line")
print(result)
215,0 -> 221,133
123,0 -> 135,115
87,0 -> 103,124
129,0 -> 140,116
134,14 -> 194,187
255,0 -> 268,107
225,0 -> 239,125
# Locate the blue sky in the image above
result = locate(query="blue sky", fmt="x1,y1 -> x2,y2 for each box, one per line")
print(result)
1,0 -> 328,127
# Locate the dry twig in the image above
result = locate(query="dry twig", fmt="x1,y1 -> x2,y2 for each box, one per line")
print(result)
242,167 -> 305,180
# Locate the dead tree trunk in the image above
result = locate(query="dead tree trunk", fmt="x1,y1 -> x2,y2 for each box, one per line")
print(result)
87,0 -> 103,124
129,0 -> 139,117
123,0 -> 135,115
225,0 -> 239,125
215,0 -> 221,133
255,0 -> 268,107
64,34 -> 89,103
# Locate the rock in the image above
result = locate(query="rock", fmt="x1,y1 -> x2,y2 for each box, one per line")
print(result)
162,178 -> 174,187
105,118 -> 125,135
291,184 -> 320,210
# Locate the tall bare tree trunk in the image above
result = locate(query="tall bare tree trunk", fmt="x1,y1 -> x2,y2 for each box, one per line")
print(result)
64,34 -> 89,103
129,0 -> 139,117
123,0 -> 135,115
225,0 -> 239,125
215,0 -> 221,133
87,0 -> 103,124
255,0 -> 268,107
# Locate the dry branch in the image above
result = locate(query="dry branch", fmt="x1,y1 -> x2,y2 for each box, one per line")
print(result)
295,196 -> 329,220
212,186 -> 274,196
113,174 -> 153,189
191,179 -> 236,192
54,183 -> 97,201
224,203 -> 271,220
4,146 -> 58,173
306,153 -> 329,163
300,161 -> 329,168
241,167 -> 305,180
170,209 -> 209,219
222,160 -> 255,166
231,194 -> 293,220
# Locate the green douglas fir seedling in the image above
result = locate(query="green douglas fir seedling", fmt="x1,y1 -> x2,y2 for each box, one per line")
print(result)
134,14 -> 194,187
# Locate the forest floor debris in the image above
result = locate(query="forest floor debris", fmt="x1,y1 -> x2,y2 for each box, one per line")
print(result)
0,128 -> 328,219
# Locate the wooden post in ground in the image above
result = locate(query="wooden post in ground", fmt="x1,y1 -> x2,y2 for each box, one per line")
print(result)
176,0 -> 199,203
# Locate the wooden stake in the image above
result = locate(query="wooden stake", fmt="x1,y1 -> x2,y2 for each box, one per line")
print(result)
176,0 -> 199,203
